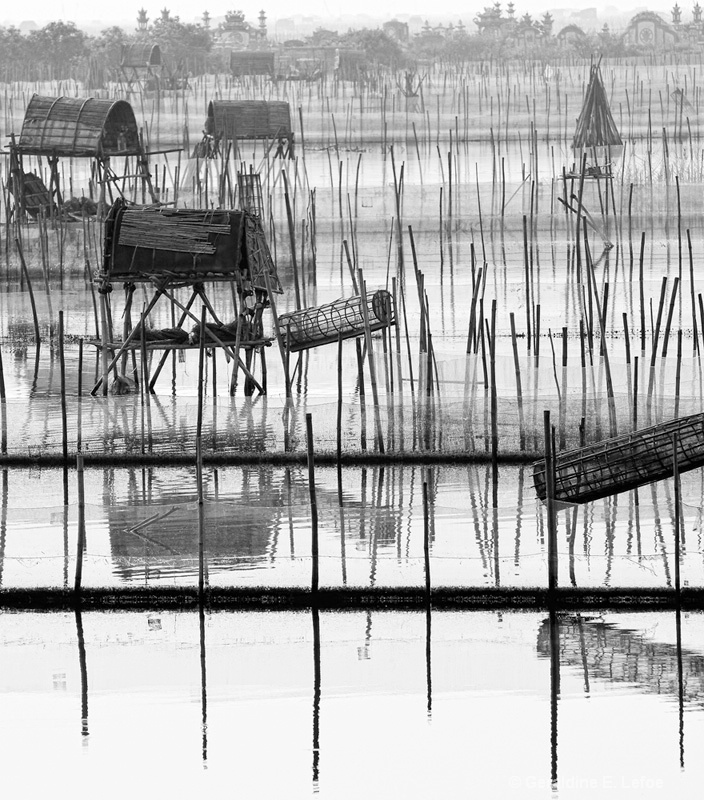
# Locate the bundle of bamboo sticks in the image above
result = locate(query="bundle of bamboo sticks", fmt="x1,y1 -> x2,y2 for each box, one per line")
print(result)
118,209 -> 231,254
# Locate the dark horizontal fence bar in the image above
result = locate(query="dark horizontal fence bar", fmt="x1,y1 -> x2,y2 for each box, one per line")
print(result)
0,451 -> 538,467
2,587 -> 703,612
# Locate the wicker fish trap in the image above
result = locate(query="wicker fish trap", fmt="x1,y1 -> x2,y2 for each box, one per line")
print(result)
279,290 -> 395,352
533,412 -> 704,504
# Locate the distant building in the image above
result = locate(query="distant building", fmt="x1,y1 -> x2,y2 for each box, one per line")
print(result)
383,19 -> 410,42
556,24 -> 586,45
216,10 -> 268,49
622,11 -> 678,47
670,3 -> 704,44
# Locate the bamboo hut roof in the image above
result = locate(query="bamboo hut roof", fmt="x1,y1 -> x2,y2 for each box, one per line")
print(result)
16,94 -> 141,158
572,64 -> 622,149
207,99 -> 292,140
120,42 -> 161,67
101,199 -> 282,292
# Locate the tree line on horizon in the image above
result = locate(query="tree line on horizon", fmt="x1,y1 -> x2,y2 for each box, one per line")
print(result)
0,5 -> 687,82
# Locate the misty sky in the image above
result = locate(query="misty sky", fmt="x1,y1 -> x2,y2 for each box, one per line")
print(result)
0,0 -> 676,28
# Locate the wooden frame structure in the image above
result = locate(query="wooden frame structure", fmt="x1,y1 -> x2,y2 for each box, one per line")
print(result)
10,94 -> 156,218
91,198 -> 282,397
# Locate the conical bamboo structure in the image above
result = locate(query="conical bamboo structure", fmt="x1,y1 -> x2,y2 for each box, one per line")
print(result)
572,61 -> 622,150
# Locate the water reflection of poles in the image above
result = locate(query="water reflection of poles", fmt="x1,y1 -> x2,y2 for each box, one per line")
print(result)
63,464 -> 69,589
425,606 -> 432,718
576,614 -> 590,694
675,605 -> 685,769
672,433 -> 682,597
74,455 -> 86,594
312,607 -> 321,789
549,610 -> 560,790
337,462 -> 347,587
199,604 -> 208,764
423,479 -> 431,601
75,609 -> 89,738
0,470 -> 6,586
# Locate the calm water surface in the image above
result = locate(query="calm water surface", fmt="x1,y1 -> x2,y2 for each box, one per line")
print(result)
0,463 -> 700,591
1,609 -> 703,799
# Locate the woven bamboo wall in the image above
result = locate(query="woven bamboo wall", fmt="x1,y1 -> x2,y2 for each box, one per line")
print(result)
208,100 -> 292,140
17,95 -> 141,157
279,290 -> 395,352
533,412 -> 704,504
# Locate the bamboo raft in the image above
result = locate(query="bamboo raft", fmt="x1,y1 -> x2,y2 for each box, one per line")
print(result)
533,413 -> 704,504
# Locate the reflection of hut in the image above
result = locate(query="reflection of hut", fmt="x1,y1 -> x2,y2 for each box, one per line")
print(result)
622,11 -> 678,48
105,465 -> 289,583
198,100 -> 294,159
537,617 -> 704,705
10,94 -> 155,218
119,43 -> 162,92
230,50 -> 276,77
105,465 -> 390,582
91,198 -> 282,397
108,499 -> 278,582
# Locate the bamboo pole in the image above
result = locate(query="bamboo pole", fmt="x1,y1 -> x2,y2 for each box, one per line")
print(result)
306,413 -> 319,595
59,310 -> 68,462
74,454 -> 86,594
545,410 -> 558,592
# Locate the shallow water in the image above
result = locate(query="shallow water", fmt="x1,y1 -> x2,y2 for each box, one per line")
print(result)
1,608 -> 704,799
3,62 -> 704,797
0,462 -> 700,592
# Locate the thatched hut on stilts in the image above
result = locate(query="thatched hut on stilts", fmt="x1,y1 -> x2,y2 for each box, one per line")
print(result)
90,198 -> 283,397
9,94 -> 156,219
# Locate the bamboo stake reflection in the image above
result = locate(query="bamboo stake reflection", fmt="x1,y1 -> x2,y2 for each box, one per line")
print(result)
75,609 -> 89,739
549,610 -> 560,790
425,606 -> 432,718
0,470 -> 6,586
199,604 -> 208,765
676,606 -> 685,770
312,607 -> 321,790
